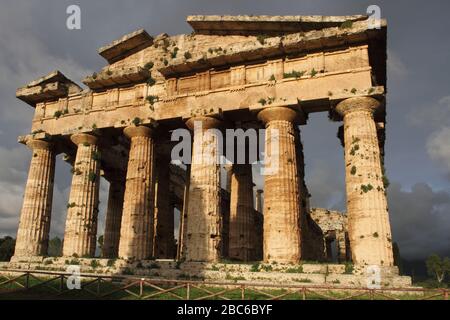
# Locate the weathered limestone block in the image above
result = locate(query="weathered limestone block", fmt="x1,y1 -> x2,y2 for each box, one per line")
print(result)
336,97 -> 394,267
153,149 -> 175,259
118,126 -> 155,260
102,173 -> 126,258
63,133 -> 101,257
258,107 -> 303,263
185,116 -> 222,262
14,139 -> 55,257
229,164 -> 255,261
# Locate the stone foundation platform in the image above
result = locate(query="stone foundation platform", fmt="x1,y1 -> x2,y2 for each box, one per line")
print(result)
2,258 -> 413,289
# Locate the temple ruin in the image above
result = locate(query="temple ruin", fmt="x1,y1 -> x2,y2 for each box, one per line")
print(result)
8,15 -> 411,286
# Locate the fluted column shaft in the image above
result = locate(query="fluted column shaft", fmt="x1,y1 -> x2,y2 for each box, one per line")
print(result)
258,107 -> 303,263
118,126 -> 155,260
229,164 -> 255,261
63,134 -> 100,257
102,175 -> 125,258
14,139 -> 55,257
178,164 -> 191,260
336,97 -> 394,267
185,117 -> 222,262
154,153 -> 175,259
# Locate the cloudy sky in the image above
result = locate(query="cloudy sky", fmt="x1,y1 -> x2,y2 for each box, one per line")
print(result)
0,0 -> 449,260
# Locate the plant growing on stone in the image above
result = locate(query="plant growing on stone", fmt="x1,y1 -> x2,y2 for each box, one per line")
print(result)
67,202 -> 76,208
310,68 -> 318,77
170,47 -> 179,58
256,35 -> 269,45
350,166 -> 357,175
91,150 -> 101,161
344,262 -> 354,274
340,20 -> 353,29
146,95 -> 158,106
184,51 -> 192,59
88,172 -> 97,182
258,98 -> 267,106
283,70 -> 304,79
90,259 -> 100,269
350,144 -> 360,156
361,184 -> 373,193
147,75 -> 156,86
250,263 -> 260,272
132,117 -> 141,126
54,111 -> 63,119
351,88 -> 357,94
144,61 -> 154,70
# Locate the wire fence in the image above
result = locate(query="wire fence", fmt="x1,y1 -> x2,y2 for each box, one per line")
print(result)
0,269 -> 448,300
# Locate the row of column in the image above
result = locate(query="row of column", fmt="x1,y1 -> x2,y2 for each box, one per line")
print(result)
14,96 -> 394,267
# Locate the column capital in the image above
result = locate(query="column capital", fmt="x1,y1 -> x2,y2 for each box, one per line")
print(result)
123,126 -> 153,138
185,116 -> 222,131
70,133 -> 98,146
25,138 -> 53,151
257,106 -> 304,125
335,96 -> 381,117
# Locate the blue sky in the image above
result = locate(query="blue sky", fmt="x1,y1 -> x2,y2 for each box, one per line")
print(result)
0,0 -> 449,260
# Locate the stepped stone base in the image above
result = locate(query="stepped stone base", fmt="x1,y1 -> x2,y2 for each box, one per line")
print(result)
1,259 -> 413,289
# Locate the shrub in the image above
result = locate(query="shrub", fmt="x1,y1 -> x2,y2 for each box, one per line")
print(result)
283,70 -> 305,79
344,262 -> 354,274
285,265 -> 303,273
350,166 -> 357,175
90,259 -> 100,269
250,263 -> 260,272
310,68 -> 318,77
146,95 -> 158,106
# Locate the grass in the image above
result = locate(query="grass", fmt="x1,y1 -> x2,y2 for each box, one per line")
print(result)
0,275 -> 443,300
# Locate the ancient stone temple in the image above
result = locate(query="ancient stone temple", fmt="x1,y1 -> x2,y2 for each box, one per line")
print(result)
12,15 -> 395,273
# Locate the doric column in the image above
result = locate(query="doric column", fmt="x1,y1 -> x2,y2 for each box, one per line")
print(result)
153,148 -> 175,259
185,116 -> 222,262
14,138 -> 55,257
102,172 -> 125,258
229,164 -> 255,261
177,164 -> 190,260
255,189 -> 263,213
63,133 -> 100,257
258,107 -> 303,263
336,96 -> 394,267
118,126 -> 155,260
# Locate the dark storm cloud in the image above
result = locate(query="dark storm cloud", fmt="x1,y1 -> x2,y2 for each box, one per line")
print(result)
0,0 -> 449,259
